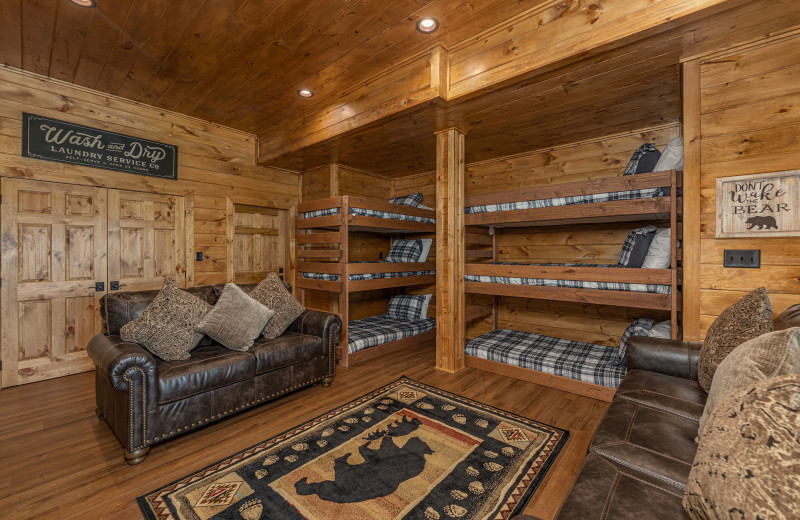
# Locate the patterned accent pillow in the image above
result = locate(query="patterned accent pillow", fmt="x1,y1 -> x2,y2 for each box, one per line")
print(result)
683,372 -> 800,519
120,278 -> 212,361
388,193 -> 423,207
386,294 -> 428,321
617,226 -> 657,267
698,287 -> 773,392
385,239 -> 423,263
698,327 -> 800,435
249,272 -> 306,340
195,283 -> 275,351
623,143 -> 661,175
617,318 -> 655,364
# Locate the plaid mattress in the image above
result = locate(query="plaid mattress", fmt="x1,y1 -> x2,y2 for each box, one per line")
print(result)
464,329 -> 627,388
348,315 -> 436,354
302,206 -> 435,224
303,267 -> 435,282
465,262 -> 670,294
465,187 -> 664,214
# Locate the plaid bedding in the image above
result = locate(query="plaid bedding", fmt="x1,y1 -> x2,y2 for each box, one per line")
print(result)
348,315 -> 436,354
303,261 -> 434,282
302,206 -> 435,224
464,262 -> 670,294
464,187 -> 664,214
464,329 -> 627,388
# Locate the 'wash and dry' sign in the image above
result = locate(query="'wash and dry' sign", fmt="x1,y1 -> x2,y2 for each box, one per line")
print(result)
22,113 -> 178,180
716,170 -> 799,238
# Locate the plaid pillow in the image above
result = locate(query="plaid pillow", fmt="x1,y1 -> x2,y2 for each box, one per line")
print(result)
389,193 -> 424,207
385,238 -> 422,263
623,143 -> 661,175
386,294 -> 428,321
617,318 -> 655,363
617,226 -> 657,267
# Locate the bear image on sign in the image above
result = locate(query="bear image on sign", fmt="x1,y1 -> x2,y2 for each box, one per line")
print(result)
745,216 -> 779,230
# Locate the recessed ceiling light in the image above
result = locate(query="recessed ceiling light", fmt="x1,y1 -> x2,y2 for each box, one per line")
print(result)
70,0 -> 97,7
297,89 -> 314,98
416,17 -> 439,34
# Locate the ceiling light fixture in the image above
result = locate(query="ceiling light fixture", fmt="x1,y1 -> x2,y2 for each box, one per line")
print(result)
297,89 -> 314,98
70,0 -> 97,7
416,17 -> 439,34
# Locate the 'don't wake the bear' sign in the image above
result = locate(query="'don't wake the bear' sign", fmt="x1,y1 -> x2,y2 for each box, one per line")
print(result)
716,170 -> 800,238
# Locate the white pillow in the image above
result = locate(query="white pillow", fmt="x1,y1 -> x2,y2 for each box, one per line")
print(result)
418,203 -> 434,210
648,321 -> 671,339
419,294 -> 433,319
642,228 -> 671,269
653,138 -> 683,171
417,239 -> 433,262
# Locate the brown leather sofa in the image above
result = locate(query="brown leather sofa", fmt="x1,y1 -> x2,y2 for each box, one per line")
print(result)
88,283 -> 340,464
515,304 -> 800,520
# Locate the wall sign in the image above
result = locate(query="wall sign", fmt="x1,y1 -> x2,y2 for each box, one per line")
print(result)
22,113 -> 178,180
716,170 -> 799,237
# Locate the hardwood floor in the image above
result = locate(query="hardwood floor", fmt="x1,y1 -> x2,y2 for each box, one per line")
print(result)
0,341 -> 608,519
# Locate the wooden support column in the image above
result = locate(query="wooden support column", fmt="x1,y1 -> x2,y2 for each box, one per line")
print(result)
682,59 -> 702,342
435,128 -> 466,373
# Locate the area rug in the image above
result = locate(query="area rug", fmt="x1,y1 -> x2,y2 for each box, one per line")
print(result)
138,377 -> 568,520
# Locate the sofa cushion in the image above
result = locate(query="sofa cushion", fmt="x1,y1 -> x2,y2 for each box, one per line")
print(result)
684,373 -> 800,520
589,398 -> 698,490
697,287 -> 773,391
616,370 -> 707,421
249,273 -> 306,340
774,303 -> 800,330
120,278 -> 212,361
196,283 -> 275,351
157,345 -> 255,404
250,332 -> 324,374
557,453 -> 690,520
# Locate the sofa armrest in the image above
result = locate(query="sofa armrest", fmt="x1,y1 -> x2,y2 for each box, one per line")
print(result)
627,336 -> 701,381
88,333 -> 159,407
287,310 -> 341,372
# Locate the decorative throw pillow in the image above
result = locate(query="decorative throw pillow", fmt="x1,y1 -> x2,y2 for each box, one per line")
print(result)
683,372 -> 800,519
697,287 -> 773,392
641,228 -> 672,269
623,143 -> 661,175
388,193 -> 423,207
653,137 -> 684,172
385,238 -> 423,263
386,294 -> 428,321
617,226 -> 657,267
617,318 -> 655,363
120,278 -> 212,361
249,272 -> 306,340
417,238 -> 433,262
698,327 -> 799,435
195,283 -> 275,351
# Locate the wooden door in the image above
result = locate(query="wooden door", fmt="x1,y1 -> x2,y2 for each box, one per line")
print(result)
108,190 -> 186,292
229,203 -> 285,284
1,178 -> 107,387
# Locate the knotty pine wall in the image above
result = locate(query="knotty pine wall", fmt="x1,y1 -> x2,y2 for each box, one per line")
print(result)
682,32 -> 800,341
0,66 -> 300,289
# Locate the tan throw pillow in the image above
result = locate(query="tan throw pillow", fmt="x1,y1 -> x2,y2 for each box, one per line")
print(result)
195,283 -> 275,351
697,287 -> 773,391
698,327 -> 800,434
683,373 -> 800,519
249,272 -> 305,339
120,278 -> 212,361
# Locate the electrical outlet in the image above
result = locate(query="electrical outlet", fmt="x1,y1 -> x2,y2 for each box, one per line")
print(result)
196,252 -> 203,261
724,249 -> 760,268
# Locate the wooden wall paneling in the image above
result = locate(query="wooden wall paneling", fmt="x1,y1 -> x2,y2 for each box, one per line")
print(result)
435,128 -> 466,373
0,0 -> 22,70
336,165 -> 392,201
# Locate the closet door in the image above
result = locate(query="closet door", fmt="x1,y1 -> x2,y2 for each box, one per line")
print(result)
229,203 -> 285,284
108,190 -> 186,292
0,178 -> 107,387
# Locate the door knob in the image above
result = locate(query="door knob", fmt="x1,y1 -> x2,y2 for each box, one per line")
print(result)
95,282 -> 105,291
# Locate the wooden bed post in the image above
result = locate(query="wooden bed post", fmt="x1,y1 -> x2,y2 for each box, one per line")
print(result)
435,128 -> 466,373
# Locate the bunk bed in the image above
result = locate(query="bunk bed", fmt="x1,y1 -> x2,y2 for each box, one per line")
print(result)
462,169 -> 682,401
297,195 -> 436,367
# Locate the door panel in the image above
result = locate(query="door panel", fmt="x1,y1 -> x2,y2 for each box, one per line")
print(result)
231,203 -> 285,284
1,178 -> 107,387
108,190 -> 185,292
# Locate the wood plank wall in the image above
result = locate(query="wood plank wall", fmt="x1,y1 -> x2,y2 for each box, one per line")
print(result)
0,66 -> 300,290
683,32 -> 800,340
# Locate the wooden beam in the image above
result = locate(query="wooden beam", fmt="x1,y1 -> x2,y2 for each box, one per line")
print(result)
682,58 -> 702,341
436,128 -> 466,373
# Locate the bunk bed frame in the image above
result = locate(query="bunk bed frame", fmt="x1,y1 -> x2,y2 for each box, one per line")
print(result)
297,195 -> 436,367
462,169 -> 682,401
